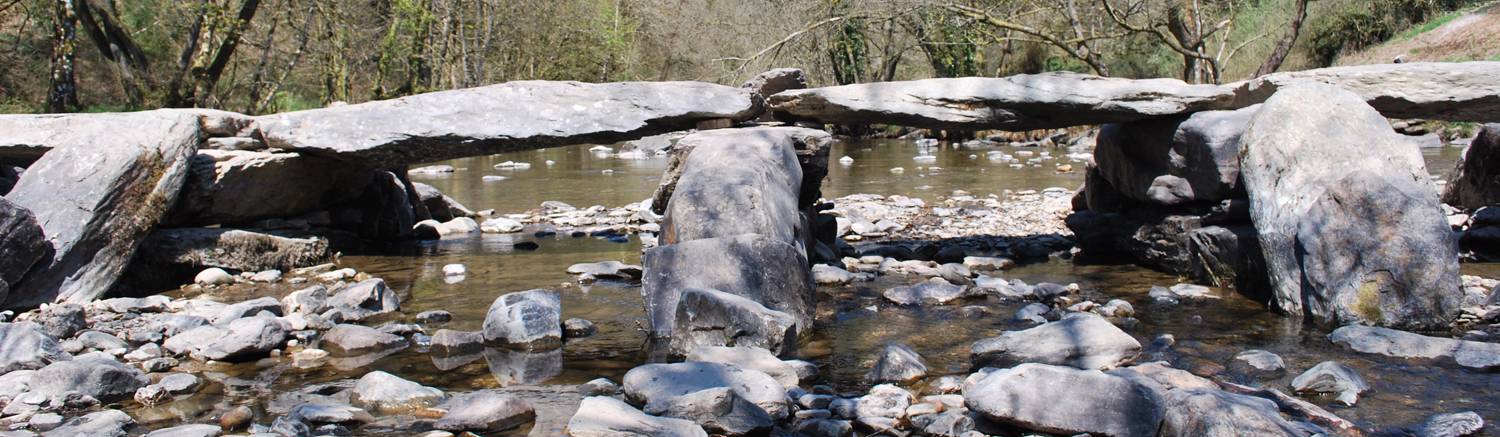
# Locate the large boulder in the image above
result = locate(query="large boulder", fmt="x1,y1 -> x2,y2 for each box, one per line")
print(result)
971,313 -> 1141,370
566,396 -> 707,437
1237,62 -> 1500,122
1093,105 -> 1257,206
321,324 -> 408,356
769,72 -> 1238,130
43,409 -> 137,437
327,278 -> 402,321
118,228 -> 332,292
1239,83 -> 1461,329
0,321 -> 71,373
412,182 -> 474,222
1441,124 -> 1500,210
963,363 -> 1164,437
1159,388 -> 1306,437
196,316 -> 287,361
622,361 -> 789,419
482,289 -> 563,350
659,127 -> 824,248
670,288 -> 799,356
30,356 -> 150,403
256,81 -> 762,168
434,390 -> 536,433
351,370 -> 446,413
167,150 -> 373,225
642,234 -> 814,338
1,110 -> 201,308
643,387 -> 773,437
0,198 -> 48,304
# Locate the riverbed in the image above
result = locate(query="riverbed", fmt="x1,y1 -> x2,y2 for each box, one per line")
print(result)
143,138 -> 1495,435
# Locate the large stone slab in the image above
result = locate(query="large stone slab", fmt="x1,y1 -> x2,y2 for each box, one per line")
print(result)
1441,124 -> 1500,210
642,234 -> 814,338
2,110 -> 201,308
1094,105 -> 1258,206
0,198 -> 48,304
1236,62 -> 1500,122
256,81 -> 762,167
768,72 -> 1238,130
658,127 -> 826,248
1240,83 -> 1461,329
168,150 -> 374,225
964,363 -> 1164,437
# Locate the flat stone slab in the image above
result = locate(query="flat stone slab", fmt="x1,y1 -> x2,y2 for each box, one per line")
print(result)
768,72 -> 1238,131
257,81 -> 762,167
1330,325 -> 1500,370
1237,61 -> 1500,122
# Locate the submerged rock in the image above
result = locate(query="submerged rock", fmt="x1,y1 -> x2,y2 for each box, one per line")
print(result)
481,289 -> 562,349
1330,325 -> 1500,370
1416,411 -> 1485,437
971,313 -> 1141,370
883,277 -> 972,305
964,363 -> 1163,437
322,324 -> 407,356
351,370 -> 446,413
565,396 -> 707,437
1159,388 -> 1306,437
865,343 -> 928,384
1290,361 -> 1369,406
1240,83 -> 1461,329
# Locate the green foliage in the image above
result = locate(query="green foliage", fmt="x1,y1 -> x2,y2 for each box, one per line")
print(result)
827,1 -> 869,85
1309,0 -> 1483,66
910,8 -> 981,78
266,92 -> 321,113
1397,10 -> 1463,40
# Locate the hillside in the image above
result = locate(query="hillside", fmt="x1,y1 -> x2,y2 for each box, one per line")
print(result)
1337,2 -> 1500,65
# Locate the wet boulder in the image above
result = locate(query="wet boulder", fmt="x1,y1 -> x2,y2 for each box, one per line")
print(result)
327,278 -> 402,322
643,234 -> 814,339
430,329 -> 485,356
643,387 -> 774,437
622,361 -> 790,419
566,396 -> 708,437
351,370 -> 446,413
1442,124 -> 1500,210
43,409 -> 136,437
0,198 -> 48,305
1240,83 -> 1461,329
566,261 -> 642,280
143,424 -> 222,437
1290,361 -> 1369,406
1416,411 -> 1485,437
256,81 -> 762,168
197,316 -> 287,361
686,345 -> 814,388
322,324 -> 408,356
0,322 -> 71,373
412,182 -> 475,222
1230,349 -> 1286,378
963,363 -> 1164,437
1093,105 -> 1257,206
882,277 -> 972,305
2,110 -> 201,308
768,73 -> 1238,131
865,343 -> 928,384
434,390 -> 536,433
481,289 -> 562,350
971,313 -> 1141,370
483,347 -> 563,386
669,288 -> 800,356
282,285 -> 330,316
1160,388 -> 1306,437
30,356 -> 149,403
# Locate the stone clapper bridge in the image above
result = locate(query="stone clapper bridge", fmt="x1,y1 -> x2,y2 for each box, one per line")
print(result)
2,63 -> 1498,346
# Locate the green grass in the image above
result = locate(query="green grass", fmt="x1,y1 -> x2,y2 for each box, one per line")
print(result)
1396,10 -> 1463,40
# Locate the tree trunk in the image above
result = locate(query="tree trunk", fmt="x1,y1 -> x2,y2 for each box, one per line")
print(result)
190,0 -> 263,107
1253,0 -> 1310,78
48,0 -> 80,113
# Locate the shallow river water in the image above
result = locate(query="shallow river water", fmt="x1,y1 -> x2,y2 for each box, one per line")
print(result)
150,139 -> 1495,435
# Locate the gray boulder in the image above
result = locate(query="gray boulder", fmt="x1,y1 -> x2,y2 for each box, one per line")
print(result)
123,228 -> 332,289
168,150 -> 372,225
971,313 -> 1141,370
143,424 -> 222,437
669,288 -> 799,356
0,322 -> 71,373
327,278 -> 401,321
1442,124 -> 1500,210
282,285 -> 330,315
211,296 -> 283,324
1230,349 -> 1286,378
31,357 -> 149,403
350,370 -> 445,413
434,390 -> 536,432
883,277 -> 972,305
2,110 -> 200,308
963,363 -> 1163,437
659,127 -> 820,249
565,261 -> 642,280
481,289 -> 562,349
768,72 -> 1237,131
412,182 -> 475,223
430,329 -> 485,355
1417,411 -> 1485,437
0,198 -> 47,305
42,410 -> 135,437
643,234 -> 814,338
1240,83 -> 1461,329
565,396 -> 707,437
622,361 -> 789,419
1237,62 -> 1500,122
865,343 -> 928,384
1093,105 -> 1257,206
322,324 -> 407,356
743,68 -> 807,122
1159,388 -> 1306,437
686,345 -> 813,388
1290,361 -> 1369,406
256,81 -> 761,168
644,387 -> 773,437
36,303 -> 86,339
197,316 -> 286,361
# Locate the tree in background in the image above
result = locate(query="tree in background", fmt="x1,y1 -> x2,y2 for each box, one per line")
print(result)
46,0 -> 78,112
